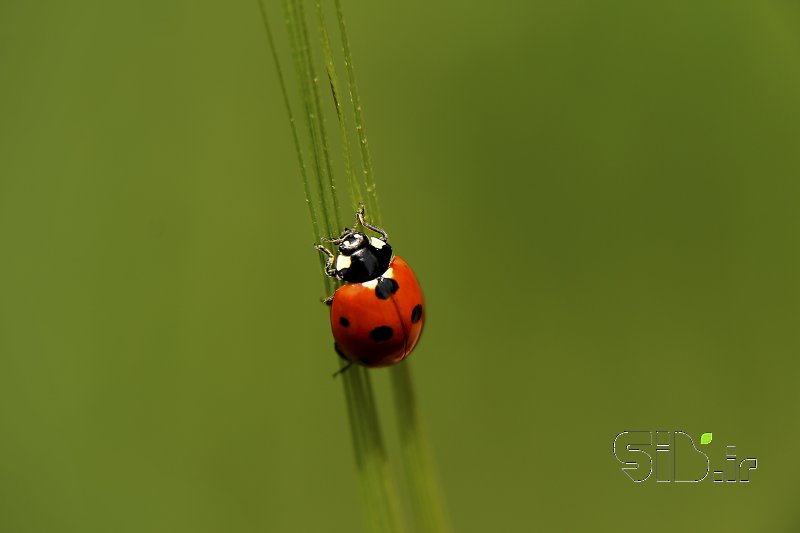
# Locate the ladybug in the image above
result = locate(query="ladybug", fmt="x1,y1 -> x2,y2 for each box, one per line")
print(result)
315,206 -> 424,372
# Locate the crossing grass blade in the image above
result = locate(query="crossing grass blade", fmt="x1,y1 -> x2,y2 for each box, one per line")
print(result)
329,2 -> 452,531
258,2 -> 406,532
260,1 -> 450,531
316,0 -> 364,212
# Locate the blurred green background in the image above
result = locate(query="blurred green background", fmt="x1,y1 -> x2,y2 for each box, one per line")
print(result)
1,1 -> 799,531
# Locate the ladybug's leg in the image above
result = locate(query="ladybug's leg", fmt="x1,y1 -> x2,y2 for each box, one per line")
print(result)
332,343 -> 354,378
313,246 -> 337,303
332,360 -> 354,378
356,204 -> 388,242
314,244 -> 337,278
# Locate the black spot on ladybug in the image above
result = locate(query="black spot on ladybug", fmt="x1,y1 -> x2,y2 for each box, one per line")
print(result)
369,325 -> 394,342
411,304 -> 423,324
375,278 -> 399,299
339,316 -> 350,327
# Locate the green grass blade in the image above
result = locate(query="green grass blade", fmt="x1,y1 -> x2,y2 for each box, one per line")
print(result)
332,0 -> 381,224
285,0 -> 335,238
391,364 -> 452,533
262,1 -> 449,530
348,366 -> 407,533
316,0 -> 364,212
260,2 -> 407,532
257,0 -> 327,283
331,2 -> 452,531
294,0 -> 342,228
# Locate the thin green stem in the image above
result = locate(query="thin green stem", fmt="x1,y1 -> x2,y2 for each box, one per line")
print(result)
332,2 -> 452,531
316,0 -> 364,212
262,1 -> 450,531
295,0 -> 342,229
260,2 -> 407,532
391,364 -> 452,533
257,0 -> 327,287
332,0 -> 381,224
285,0 -> 335,239
349,366 -> 406,533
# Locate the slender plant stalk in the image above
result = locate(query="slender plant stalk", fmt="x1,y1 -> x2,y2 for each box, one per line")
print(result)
330,3 -> 452,532
332,0 -> 381,224
316,1 -> 364,211
284,0 -> 337,239
257,0 -> 326,280
259,2 -> 405,532
261,1 -> 450,531
294,0 -> 342,225
390,365 -> 452,533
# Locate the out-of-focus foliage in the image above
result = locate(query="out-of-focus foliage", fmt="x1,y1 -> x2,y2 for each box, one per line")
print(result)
0,1 -> 798,531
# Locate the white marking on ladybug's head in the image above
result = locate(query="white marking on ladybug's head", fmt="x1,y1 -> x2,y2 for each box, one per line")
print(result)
381,267 -> 394,279
340,232 -> 365,254
336,254 -> 351,271
362,279 -> 379,289
370,237 -> 386,249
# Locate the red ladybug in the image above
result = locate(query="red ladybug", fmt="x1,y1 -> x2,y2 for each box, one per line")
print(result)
315,206 -> 424,371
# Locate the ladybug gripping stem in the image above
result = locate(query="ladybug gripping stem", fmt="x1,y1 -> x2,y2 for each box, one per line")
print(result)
315,206 -> 425,372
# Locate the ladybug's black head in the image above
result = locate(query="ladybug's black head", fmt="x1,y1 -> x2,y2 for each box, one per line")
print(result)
337,231 -> 367,256
333,230 -> 392,283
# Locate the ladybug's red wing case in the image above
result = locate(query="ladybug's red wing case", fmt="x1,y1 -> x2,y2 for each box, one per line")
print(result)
330,256 -> 424,367
386,257 -> 425,356
330,281 -> 406,367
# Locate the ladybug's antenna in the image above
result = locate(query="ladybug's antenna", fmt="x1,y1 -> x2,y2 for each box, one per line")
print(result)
321,227 -> 354,245
319,205 -> 388,244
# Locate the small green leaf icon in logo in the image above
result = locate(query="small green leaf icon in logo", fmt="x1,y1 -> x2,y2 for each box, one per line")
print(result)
700,432 -> 713,445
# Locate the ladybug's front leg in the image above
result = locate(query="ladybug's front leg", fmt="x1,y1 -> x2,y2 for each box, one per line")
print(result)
320,295 -> 333,306
355,204 -> 388,242
314,244 -> 338,278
